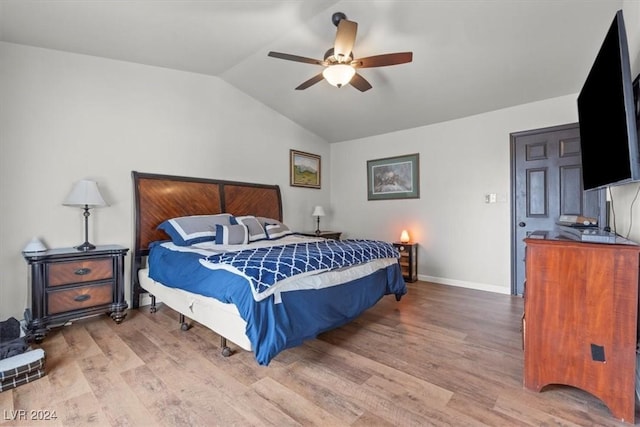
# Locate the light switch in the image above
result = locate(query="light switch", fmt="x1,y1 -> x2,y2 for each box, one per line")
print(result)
485,193 -> 497,203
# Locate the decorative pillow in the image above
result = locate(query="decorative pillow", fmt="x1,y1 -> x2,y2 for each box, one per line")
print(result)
157,213 -> 232,246
232,215 -> 267,242
258,217 -> 293,240
215,224 -> 249,245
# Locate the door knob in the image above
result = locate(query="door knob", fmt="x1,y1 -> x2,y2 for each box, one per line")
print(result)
519,222 -> 526,227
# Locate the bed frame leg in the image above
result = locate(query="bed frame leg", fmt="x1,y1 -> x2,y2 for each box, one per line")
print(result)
221,337 -> 232,357
179,313 -> 190,331
150,294 -> 157,313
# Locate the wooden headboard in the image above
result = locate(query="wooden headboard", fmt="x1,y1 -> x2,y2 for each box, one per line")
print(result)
130,171 -> 282,307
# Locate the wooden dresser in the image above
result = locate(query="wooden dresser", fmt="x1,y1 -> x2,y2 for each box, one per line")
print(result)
523,236 -> 640,423
23,245 -> 129,341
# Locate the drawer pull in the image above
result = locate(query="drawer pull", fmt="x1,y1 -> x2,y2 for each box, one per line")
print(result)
74,268 -> 92,276
74,294 -> 91,302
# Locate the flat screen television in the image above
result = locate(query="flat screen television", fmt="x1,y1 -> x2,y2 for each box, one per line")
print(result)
577,9 -> 640,191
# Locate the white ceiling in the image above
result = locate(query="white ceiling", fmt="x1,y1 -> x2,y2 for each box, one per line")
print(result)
0,0 -> 625,143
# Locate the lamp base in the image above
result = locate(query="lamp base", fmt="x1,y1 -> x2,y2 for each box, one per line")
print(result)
75,241 -> 96,251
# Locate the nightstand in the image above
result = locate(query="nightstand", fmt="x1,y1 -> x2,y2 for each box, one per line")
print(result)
393,242 -> 418,282
299,231 -> 342,240
23,244 -> 129,341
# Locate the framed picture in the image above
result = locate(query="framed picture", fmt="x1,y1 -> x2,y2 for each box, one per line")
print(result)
367,153 -> 420,200
290,149 -> 321,189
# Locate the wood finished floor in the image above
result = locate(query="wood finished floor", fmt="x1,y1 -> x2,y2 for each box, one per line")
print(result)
2,281 -> 638,426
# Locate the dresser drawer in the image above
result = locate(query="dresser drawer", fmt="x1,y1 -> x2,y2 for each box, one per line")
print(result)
47,283 -> 113,315
48,258 -> 112,287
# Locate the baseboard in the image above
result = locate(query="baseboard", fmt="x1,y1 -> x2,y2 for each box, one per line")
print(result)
419,275 -> 511,295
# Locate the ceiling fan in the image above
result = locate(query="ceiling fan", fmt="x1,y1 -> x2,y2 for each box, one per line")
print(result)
268,12 -> 413,92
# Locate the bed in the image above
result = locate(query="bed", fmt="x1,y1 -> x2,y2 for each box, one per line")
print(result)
131,171 -> 407,365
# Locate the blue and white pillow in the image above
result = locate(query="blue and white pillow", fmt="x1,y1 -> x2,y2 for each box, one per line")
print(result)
215,224 -> 249,245
232,215 -> 267,242
157,213 -> 232,246
258,217 -> 293,240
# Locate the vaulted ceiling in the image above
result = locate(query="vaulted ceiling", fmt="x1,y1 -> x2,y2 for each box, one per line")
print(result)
0,0 -> 625,142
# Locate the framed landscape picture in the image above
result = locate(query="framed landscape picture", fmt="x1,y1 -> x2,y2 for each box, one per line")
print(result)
367,153 -> 420,200
290,149 -> 321,189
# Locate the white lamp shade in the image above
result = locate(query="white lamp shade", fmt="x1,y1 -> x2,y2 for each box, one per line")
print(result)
23,237 -> 46,253
63,180 -> 107,207
312,206 -> 326,217
400,230 -> 410,243
322,64 -> 356,88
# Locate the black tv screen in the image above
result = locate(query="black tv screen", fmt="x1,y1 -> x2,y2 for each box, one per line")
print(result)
577,10 -> 639,191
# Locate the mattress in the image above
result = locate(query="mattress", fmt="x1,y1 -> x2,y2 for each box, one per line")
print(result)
139,269 -> 252,351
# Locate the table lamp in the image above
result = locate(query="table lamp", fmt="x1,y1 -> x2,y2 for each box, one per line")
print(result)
63,179 -> 108,251
312,205 -> 326,235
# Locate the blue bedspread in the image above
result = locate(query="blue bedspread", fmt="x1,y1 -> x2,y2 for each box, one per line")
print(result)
147,240 -> 407,365
200,239 -> 399,300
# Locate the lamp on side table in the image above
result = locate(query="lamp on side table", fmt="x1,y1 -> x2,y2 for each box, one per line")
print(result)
63,179 -> 108,251
312,205 -> 326,235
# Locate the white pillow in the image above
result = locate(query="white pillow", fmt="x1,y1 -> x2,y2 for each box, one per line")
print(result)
233,216 -> 267,242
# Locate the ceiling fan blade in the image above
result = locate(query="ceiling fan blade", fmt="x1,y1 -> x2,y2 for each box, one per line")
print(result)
295,73 -> 325,90
268,51 -> 324,66
353,52 -> 413,68
334,19 -> 357,61
350,73 -> 372,92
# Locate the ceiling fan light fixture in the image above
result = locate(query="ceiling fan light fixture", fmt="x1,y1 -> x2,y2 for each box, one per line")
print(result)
269,13 -> 412,91
322,64 -> 355,88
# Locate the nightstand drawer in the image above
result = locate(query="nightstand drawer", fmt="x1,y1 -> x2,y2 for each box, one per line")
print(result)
47,283 -> 113,315
48,258 -> 112,287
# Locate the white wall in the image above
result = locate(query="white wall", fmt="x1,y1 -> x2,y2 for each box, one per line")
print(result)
626,1 -> 640,74
0,42 -> 330,320
331,95 -> 579,294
